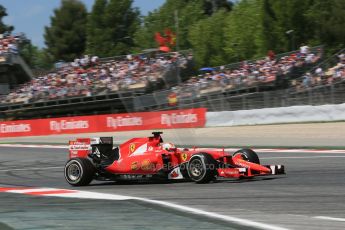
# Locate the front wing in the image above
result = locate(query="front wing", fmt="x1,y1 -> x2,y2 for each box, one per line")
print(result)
217,165 -> 285,179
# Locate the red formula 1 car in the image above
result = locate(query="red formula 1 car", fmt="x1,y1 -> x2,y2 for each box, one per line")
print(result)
64,132 -> 285,186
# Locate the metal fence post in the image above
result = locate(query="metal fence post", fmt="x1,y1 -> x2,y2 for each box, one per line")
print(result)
330,84 -> 335,104
242,95 -> 246,110
308,88 -> 313,105
263,92 -> 269,108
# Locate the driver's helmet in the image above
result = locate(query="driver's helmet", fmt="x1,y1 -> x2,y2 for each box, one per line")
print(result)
162,142 -> 175,151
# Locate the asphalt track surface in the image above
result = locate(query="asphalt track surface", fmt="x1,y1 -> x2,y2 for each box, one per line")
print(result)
0,146 -> 345,230
2,122 -> 345,147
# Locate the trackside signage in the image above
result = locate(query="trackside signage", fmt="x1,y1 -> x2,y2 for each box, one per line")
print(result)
0,123 -> 31,133
0,108 -> 206,138
50,120 -> 90,132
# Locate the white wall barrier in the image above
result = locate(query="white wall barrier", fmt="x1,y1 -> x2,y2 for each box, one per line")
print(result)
206,103 -> 345,127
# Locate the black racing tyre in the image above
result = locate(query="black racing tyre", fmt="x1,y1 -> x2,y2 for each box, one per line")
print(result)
233,149 -> 260,164
64,158 -> 95,186
187,153 -> 217,183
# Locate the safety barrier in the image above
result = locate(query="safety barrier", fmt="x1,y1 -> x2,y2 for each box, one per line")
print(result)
206,103 -> 345,127
3,102 -> 345,138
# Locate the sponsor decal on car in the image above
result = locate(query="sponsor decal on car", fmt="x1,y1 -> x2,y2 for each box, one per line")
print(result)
168,167 -> 184,179
141,159 -> 154,171
68,139 -> 91,158
131,162 -> 138,170
69,141 -> 90,150
69,145 -> 90,150
170,171 -> 179,178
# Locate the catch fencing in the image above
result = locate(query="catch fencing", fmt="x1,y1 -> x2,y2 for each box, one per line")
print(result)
132,79 -> 345,112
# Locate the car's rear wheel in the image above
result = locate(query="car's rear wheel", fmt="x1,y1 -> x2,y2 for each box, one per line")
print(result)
187,153 -> 216,183
64,158 -> 95,186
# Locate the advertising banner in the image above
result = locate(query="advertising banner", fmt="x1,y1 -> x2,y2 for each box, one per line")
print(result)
0,108 -> 206,138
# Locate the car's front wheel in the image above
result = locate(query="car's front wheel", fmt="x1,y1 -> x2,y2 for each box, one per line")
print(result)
233,149 -> 260,164
187,153 -> 216,183
64,158 -> 95,186
233,149 -> 260,175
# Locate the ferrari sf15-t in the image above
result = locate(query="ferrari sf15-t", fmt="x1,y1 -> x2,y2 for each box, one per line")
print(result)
64,132 -> 285,186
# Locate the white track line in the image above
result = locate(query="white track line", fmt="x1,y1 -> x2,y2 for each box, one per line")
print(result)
313,216 -> 345,222
1,187 -> 289,230
0,166 -> 62,172
136,197 -> 290,230
51,191 -> 136,200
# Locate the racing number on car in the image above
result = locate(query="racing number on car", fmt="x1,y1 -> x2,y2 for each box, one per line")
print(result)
129,143 -> 136,153
181,153 -> 188,161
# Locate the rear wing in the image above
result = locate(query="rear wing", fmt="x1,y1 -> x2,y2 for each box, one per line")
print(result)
68,137 -> 114,159
69,138 -> 91,159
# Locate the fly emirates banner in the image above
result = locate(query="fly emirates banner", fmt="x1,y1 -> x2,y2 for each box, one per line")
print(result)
0,108 -> 206,137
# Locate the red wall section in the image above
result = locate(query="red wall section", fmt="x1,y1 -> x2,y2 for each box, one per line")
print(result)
0,108 -> 206,138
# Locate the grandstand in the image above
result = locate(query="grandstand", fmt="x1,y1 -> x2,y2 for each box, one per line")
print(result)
0,49 -> 195,120
0,34 -> 33,98
133,45 -> 324,111
1,43 -> 345,121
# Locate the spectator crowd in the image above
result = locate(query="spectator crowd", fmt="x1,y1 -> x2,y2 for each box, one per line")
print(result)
172,45 -> 322,98
0,33 -> 20,54
3,43 -> 345,106
292,51 -> 345,91
2,52 -> 187,104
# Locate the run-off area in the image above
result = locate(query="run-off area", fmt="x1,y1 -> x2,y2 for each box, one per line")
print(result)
0,192 -> 250,230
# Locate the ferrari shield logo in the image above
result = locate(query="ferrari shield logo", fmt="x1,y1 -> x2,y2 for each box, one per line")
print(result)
181,153 -> 188,161
129,143 -> 136,153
